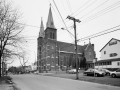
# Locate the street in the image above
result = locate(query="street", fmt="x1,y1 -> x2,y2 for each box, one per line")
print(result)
10,74 -> 120,90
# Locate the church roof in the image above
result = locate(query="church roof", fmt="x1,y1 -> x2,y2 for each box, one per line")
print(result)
47,39 -> 84,54
39,18 -> 44,37
46,6 -> 55,29
85,39 -> 93,50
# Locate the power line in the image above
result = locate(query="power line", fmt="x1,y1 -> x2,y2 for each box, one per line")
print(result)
78,26 -> 120,42
80,0 -> 109,19
16,22 -> 40,28
16,22 -> 62,30
73,0 -> 98,17
55,0 -> 91,28
78,25 -> 120,41
67,1 -> 120,28
79,28 -> 120,42
70,0 -> 91,16
81,1 -> 120,24
52,0 -> 75,40
55,0 -> 107,30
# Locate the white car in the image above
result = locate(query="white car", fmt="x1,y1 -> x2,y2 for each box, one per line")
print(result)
67,69 -> 79,74
34,71 -> 39,74
110,68 -> 120,78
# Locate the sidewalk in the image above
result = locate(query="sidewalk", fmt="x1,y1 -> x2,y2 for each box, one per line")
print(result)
0,84 -> 13,90
37,70 -> 66,76
0,76 -> 14,90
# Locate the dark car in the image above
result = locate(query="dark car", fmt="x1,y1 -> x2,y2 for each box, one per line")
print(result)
98,68 -> 111,76
84,68 -> 104,77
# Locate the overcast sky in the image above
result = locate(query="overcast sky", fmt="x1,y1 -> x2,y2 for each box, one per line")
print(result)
7,0 -> 120,67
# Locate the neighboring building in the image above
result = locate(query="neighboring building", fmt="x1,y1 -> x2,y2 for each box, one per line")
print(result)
24,65 -> 32,72
37,6 -> 95,72
95,38 -> 120,70
31,63 -> 37,71
100,38 -> 120,60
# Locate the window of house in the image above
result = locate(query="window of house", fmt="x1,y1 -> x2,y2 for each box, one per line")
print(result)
104,51 -> 106,54
109,62 -> 111,65
109,41 -> 117,46
51,53 -> 54,58
103,62 -> 105,65
99,63 -> 101,65
110,53 -> 117,57
117,62 -> 120,66
104,62 -> 106,65
52,46 -> 54,49
47,45 -> 50,50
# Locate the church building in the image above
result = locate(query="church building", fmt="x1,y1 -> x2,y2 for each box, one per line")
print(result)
37,6 -> 96,72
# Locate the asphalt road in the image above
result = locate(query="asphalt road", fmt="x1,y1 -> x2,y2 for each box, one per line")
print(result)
10,74 -> 120,90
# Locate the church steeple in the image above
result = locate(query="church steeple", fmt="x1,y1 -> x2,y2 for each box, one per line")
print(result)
39,18 -> 44,37
46,5 -> 55,29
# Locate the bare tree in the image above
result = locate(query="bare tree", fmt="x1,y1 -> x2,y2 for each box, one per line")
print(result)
19,51 -> 28,70
0,0 -> 26,77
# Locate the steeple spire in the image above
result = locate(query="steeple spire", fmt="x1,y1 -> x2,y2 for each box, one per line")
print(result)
85,38 -> 92,50
46,5 -> 55,29
39,18 -> 44,37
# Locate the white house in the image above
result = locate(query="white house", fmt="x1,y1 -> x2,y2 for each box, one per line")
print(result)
100,38 -> 120,60
95,38 -> 120,69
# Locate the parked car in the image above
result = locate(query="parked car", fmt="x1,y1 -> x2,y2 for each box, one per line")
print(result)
110,68 -> 120,78
84,68 -> 104,77
98,68 -> 111,76
34,71 -> 39,74
67,69 -> 79,74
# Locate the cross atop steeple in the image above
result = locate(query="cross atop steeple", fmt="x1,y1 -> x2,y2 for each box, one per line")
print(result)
39,17 -> 44,37
46,5 -> 55,29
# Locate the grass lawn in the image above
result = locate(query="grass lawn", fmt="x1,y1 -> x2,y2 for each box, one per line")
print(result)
47,71 -> 120,87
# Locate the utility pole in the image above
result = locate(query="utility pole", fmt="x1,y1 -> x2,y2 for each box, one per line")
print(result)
58,48 -> 60,72
67,15 -> 80,80
34,51 -> 37,72
54,40 -> 57,73
45,43 -> 48,73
